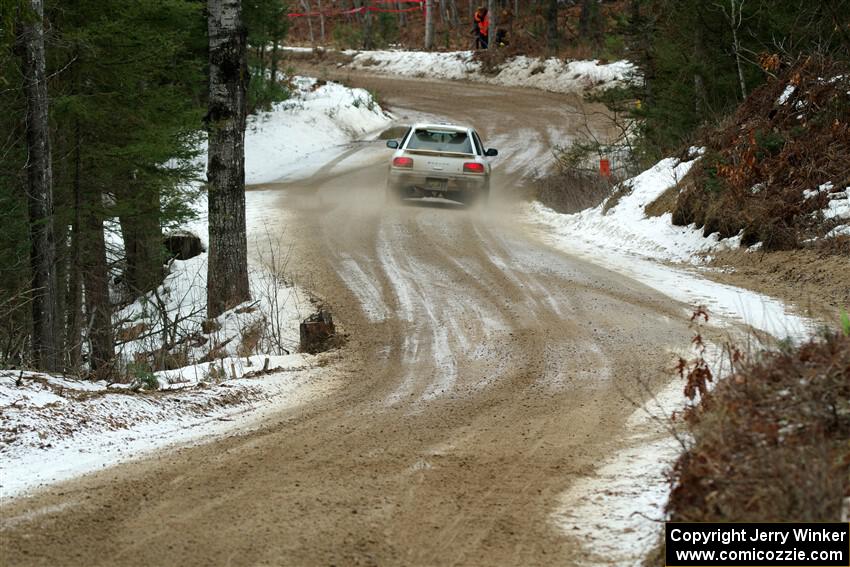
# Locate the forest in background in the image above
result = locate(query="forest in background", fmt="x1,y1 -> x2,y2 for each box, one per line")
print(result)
0,0 -> 290,376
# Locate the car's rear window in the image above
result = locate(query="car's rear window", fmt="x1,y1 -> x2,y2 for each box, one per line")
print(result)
406,129 -> 473,154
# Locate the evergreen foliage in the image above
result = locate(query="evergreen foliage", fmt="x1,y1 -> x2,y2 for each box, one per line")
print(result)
2,0 -> 291,373
622,0 -> 850,162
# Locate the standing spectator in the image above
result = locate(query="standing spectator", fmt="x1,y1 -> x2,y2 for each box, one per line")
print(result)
473,6 -> 489,49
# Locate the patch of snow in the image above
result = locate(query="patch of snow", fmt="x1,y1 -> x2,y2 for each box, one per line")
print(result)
824,188 -> 850,221
306,48 -> 637,95
244,78 -> 393,184
777,84 -> 795,105
527,153 -> 815,341
826,224 -> 850,238
803,181 -> 833,200
0,359 -> 335,500
338,255 -> 390,323
532,154 -> 728,264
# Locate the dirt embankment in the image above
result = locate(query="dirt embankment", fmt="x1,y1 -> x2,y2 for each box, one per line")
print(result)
704,248 -> 849,324
674,57 -> 850,249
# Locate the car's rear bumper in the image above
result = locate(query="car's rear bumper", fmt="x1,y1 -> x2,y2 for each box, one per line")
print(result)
388,170 -> 488,195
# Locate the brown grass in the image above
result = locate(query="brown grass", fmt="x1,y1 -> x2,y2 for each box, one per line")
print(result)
667,332 -> 850,524
535,169 -> 613,214
673,56 -> 850,249
237,320 -> 265,358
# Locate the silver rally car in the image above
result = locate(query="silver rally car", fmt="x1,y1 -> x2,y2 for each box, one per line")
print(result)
385,123 -> 498,205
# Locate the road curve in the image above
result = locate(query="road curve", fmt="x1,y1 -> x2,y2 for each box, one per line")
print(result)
1,74 -> 693,566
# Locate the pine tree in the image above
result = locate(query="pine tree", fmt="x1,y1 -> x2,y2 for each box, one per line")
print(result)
18,0 -> 61,371
0,0 -> 207,374
48,0 -> 206,375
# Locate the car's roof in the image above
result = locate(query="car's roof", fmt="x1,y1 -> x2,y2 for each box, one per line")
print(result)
411,122 -> 472,133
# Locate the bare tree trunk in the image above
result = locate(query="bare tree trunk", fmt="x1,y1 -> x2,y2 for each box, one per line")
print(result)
397,0 -> 407,27
300,0 -> 315,44
118,182 -> 163,296
68,121 -> 83,372
425,0 -> 434,49
81,187 -> 113,379
317,0 -> 326,41
580,0 -> 602,42
447,0 -> 460,27
362,0 -> 374,49
693,17 -> 707,116
727,0 -> 747,99
271,40 -> 279,83
206,0 -> 250,319
487,0 -> 496,49
547,0 -> 559,50
19,0 -> 61,372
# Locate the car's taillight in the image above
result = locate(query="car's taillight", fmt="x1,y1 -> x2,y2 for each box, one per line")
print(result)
393,157 -> 414,168
463,162 -> 485,174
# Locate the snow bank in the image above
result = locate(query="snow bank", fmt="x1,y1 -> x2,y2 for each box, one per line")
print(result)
528,152 -> 815,340
318,48 -> 637,95
245,77 -> 392,184
2,186 -> 323,499
0,358 -> 332,499
533,150 -> 738,264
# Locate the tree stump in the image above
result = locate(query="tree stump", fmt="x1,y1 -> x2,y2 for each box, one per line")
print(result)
300,309 -> 335,354
163,231 -> 204,261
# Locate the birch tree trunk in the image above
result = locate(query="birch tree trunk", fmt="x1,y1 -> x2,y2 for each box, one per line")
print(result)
425,0 -> 434,49
19,0 -> 61,371
206,0 -> 250,319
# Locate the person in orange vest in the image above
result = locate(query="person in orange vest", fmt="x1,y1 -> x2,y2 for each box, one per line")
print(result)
473,6 -> 489,49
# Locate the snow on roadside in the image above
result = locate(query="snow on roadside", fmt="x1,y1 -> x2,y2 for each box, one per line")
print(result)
536,153 -> 819,564
552,343 -> 729,566
245,76 -> 392,184
296,48 -> 636,95
1,76 -> 391,500
532,150 -> 732,264
0,360 -> 334,499
527,152 -> 815,340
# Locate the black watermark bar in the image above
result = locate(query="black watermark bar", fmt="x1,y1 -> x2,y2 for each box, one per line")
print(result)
666,523 -> 850,567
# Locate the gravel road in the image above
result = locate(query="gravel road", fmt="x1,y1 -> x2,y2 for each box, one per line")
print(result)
0,74 -> 693,566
